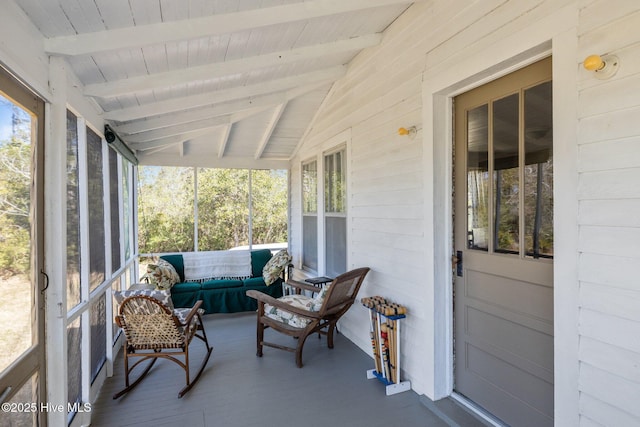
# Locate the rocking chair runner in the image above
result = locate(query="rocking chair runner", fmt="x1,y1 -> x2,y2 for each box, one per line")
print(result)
113,295 -> 212,399
246,267 -> 370,368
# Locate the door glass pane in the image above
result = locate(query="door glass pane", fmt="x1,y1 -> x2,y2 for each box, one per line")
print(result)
67,110 -> 81,309
524,81 -> 553,258
0,94 -> 35,374
467,104 -> 489,251
493,94 -> 519,254
87,127 -> 106,291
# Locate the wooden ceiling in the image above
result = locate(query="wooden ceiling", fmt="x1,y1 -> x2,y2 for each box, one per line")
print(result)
14,0 -> 420,169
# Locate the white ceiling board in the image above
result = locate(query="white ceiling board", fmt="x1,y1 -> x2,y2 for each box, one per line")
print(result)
13,0 -> 418,169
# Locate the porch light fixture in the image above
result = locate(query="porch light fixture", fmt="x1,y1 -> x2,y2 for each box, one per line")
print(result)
397,126 -> 417,139
583,54 -> 619,80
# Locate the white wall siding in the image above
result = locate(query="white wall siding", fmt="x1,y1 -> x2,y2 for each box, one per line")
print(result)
576,1 -> 640,424
290,0 -> 640,423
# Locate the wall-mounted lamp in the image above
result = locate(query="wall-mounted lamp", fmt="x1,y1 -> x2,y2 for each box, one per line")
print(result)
583,54 -> 619,80
398,126 -> 417,139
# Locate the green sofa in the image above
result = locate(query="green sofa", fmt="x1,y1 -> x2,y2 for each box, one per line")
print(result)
161,249 -> 284,314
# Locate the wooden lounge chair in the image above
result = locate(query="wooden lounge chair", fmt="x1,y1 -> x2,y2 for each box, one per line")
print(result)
246,267 -> 370,368
113,295 -> 212,399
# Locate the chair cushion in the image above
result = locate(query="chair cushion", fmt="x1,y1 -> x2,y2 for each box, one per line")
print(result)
173,307 -> 206,325
262,249 -> 291,286
264,295 -> 314,328
144,258 -> 180,290
113,288 -> 174,310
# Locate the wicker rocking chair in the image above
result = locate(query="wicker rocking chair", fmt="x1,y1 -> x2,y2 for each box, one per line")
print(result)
113,295 -> 212,399
246,267 -> 370,368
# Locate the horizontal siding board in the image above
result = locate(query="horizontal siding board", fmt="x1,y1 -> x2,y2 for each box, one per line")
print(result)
351,188 -> 423,208
578,168 -> 640,200
578,225 -> 640,257
579,308 -> 640,354
578,73 -> 640,118
579,337 -> 640,384
578,137 -> 640,172
579,282 -> 640,322
579,393 -> 640,427
578,105 -> 640,145
579,199 -> 640,228
577,8 -> 640,58
577,0 -> 640,35
579,362 -> 640,419
352,217 -> 423,237
578,253 -> 640,290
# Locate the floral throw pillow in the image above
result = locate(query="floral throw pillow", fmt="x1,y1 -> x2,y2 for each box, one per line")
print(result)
262,249 -> 292,286
144,258 -> 180,290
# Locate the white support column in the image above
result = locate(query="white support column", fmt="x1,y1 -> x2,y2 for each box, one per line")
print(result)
44,55 -> 69,427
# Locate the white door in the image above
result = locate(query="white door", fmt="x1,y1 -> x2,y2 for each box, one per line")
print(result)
453,57 -> 554,426
0,66 -> 46,426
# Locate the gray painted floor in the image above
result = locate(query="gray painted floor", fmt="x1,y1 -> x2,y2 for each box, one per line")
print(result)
90,312 -> 485,427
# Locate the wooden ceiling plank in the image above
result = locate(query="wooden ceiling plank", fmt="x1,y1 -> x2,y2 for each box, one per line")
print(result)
84,33 -> 379,98
44,0 -> 420,56
102,65 -> 346,121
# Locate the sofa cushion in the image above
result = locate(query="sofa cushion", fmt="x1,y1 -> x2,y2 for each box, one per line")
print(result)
243,276 -> 267,287
262,249 -> 291,286
201,279 -> 243,290
171,282 -> 202,294
113,288 -> 174,310
250,249 -> 272,277
160,254 -> 185,282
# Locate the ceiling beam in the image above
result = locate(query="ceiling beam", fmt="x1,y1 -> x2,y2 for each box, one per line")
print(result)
111,81 -> 331,135
126,116 -> 231,143
102,65 -> 345,121
85,34 -> 380,98
254,103 -> 286,160
124,105 -> 268,144
218,124 -> 232,158
131,128 -> 215,151
44,0 -> 419,56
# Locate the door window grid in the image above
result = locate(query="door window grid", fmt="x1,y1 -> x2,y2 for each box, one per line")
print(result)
466,80 -> 553,259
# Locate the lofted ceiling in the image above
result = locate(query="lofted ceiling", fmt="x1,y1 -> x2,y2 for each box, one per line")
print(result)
14,0 -> 420,169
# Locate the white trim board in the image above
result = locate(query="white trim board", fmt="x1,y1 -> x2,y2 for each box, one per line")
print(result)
420,6 -> 580,426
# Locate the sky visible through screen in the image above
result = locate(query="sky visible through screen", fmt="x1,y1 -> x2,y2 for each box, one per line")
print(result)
0,94 -> 29,142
